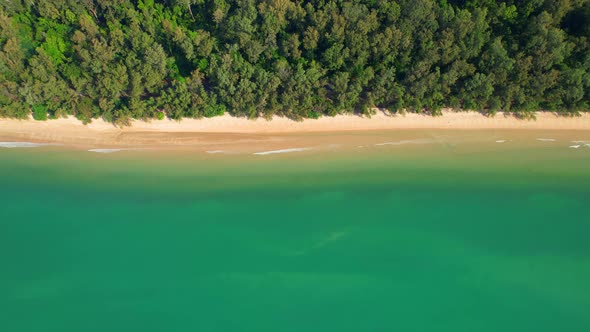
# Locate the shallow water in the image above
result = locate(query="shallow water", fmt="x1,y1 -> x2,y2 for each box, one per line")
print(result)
1,131 -> 590,331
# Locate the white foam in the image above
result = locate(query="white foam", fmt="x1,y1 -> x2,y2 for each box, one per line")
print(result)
496,140 -> 507,143
375,139 -> 432,146
571,140 -> 590,144
0,142 -> 61,148
569,145 -> 581,149
206,150 -> 226,154
88,149 -> 127,153
253,148 -> 311,155
537,138 -> 556,142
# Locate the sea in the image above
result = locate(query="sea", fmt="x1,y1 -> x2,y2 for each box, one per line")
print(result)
1,130 -> 589,331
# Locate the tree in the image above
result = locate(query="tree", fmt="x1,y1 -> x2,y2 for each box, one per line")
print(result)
0,0 -> 587,123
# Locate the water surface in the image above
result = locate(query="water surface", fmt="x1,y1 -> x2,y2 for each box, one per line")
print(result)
1,130 -> 589,331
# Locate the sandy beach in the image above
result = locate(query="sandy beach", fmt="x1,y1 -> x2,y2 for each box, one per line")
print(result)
1,111 -> 590,151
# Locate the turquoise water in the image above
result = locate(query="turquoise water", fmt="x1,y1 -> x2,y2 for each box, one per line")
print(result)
1,141 -> 590,331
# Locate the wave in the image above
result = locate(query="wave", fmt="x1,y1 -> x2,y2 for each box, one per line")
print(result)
253,148 -> 311,155
88,149 -> 129,153
569,144 -> 590,149
0,142 -> 61,148
206,150 -> 226,154
536,138 -> 556,142
496,140 -> 507,143
375,139 -> 432,146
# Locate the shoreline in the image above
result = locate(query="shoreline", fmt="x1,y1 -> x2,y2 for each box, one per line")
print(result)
1,111 -> 590,149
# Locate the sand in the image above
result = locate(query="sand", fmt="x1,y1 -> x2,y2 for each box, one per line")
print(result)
1,111 -> 590,150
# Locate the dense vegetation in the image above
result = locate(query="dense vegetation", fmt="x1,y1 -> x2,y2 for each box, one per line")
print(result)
1,0 -> 589,124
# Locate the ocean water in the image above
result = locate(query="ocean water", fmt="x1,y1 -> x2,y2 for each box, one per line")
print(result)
1,134 -> 590,331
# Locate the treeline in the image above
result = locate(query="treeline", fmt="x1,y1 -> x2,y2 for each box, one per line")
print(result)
0,0 -> 589,124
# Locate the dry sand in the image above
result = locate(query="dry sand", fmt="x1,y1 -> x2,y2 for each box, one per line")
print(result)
1,111 -> 589,150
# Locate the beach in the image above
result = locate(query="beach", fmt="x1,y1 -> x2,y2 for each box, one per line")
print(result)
1,111 -> 590,150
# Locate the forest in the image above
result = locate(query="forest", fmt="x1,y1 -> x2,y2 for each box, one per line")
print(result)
0,0 -> 589,125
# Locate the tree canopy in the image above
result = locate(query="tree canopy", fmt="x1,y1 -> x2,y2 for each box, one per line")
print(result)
1,0 -> 589,123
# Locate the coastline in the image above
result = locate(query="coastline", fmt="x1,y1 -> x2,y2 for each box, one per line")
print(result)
1,111 -> 590,150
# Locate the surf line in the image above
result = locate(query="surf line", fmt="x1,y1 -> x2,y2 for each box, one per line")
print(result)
0,142 -> 62,148
87,148 -> 140,153
253,148 -> 311,155
375,139 -> 433,146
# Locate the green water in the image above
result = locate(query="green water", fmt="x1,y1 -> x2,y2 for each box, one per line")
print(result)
1,142 -> 590,331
